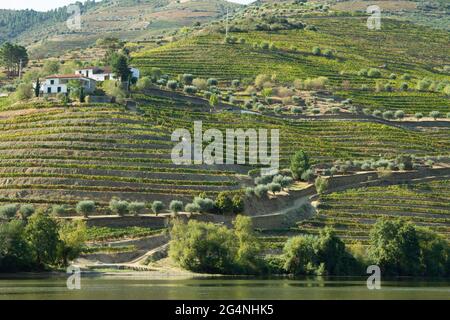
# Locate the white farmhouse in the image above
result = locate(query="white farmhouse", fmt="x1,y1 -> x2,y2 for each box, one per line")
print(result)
41,74 -> 96,94
75,66 -> 140,82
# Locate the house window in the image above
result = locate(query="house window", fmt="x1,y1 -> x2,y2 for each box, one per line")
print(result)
50,80 -> 55,85
57,87 -> 62,93
47,87 -> 52,94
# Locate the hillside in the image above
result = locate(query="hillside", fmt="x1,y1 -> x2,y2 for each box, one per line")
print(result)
132,1 -> 449,116
0,0 -> 242,58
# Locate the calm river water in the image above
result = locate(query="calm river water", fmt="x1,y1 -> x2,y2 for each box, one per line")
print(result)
0,275 -> 449,300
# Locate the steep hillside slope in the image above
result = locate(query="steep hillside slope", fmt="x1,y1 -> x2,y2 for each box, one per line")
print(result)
1,0 -> 242,58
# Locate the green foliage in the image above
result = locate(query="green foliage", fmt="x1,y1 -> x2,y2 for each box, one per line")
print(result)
368,217 -> 449,276
109,198 -> 130,216
429,111 -> 440,120
215,192 -> 234,215
169,200 -> 183,214
109,52 -> 131,81
0,204 -> 18,219
25,210 -> 61,267
283,228 -> 361,276
367,68 -> 381,78
76,200 -> 96,218
169,216 -> 263,274
128,202 -> 146,216
136,76 -> 152,90
18,204 -> 35,220
290,150 -> 310,180
151,201 -> 165,215
0,42 -> 28,77
315,176 -> 329,194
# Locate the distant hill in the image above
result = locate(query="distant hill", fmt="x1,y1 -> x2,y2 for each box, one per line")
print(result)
0,0 -> 242,58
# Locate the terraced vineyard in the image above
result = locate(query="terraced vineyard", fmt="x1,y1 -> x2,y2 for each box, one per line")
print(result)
137,94 -> 450,166
298,179 -> 450,242
336,91 -> 449,115
133,17 -> 449,85
1,96 -> 449,212
0,103 -> 249,211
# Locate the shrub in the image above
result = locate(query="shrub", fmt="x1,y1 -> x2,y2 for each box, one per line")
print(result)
167,80 -> 178,90
52,205 -> 67,216
13,83 -> 33,101
207,78 -> 218,86
401,73 -> 411,80
182,74 -> 194,85
192,78 -> 207,90
231,195 -> 244,214
18,205 -> 35,220
382,110 -> 394,120
331,106 -> 340,114
323,49 -> 333,58
128,202 -> 146,216
394,110 -> 405,120
76,201 -> 96,218
290,150 -> 310,180
183,85 -> 198,95
136,76 -> 152,90
192,197 -> 215,213
185,203 -> 200,213
109,199 -> 129,216
0,204 -> 18,219
416,78 -> 432,91
367,68 -> 381,78
429,111 -> 440,120
231,79 -> 240,88
315,176 -> 329,194
357,69 -> 368,77
267,183 -> 282,194
415,112 -> 424,120
447,112 -> 450,119
245,187 -> 254,198
292,106 -> 302,114
169,200 -> 183,214
389,73 -> 397,79
301,169 -> 315,182
215,192 -> 234,215
312,47 -> 321,56
400,82 -> 409,91
372,110 -> 382,117
254,185 -> 269,198
151,201 -> 165,216
260,41 -> 270,50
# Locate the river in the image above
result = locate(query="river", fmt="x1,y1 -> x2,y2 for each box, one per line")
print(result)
0,275 -> 449,300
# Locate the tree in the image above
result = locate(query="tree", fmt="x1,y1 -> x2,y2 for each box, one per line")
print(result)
12,83 -> 33,102
151,201 -> 165,216
25,210 -> 61,267
215,192 -> 234,215
233,215 -> 262,273
76,201 -> 96,218
34,78 -> 41,98
0,204 -> 18,219
0,220 -> 32,272
314,227 -> 360,275
169,200 -> 183,215
209,93 -> 219,113
109,52 -> 131,82
18,205 -> 35,221
315,176 -> 328,194
0,42 -> 28,77
128,202 -> 146,216
290,150 -> 310,180
429,111 -> 440,120
42,60 -> 60,76
416,227 -> 450,277
169,219 -> 237,274
57,220 -> 87,267
368,218 -> 421,276
109,198 -> 129,216
283,235 -> 318,275
136,76 -> 152,91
